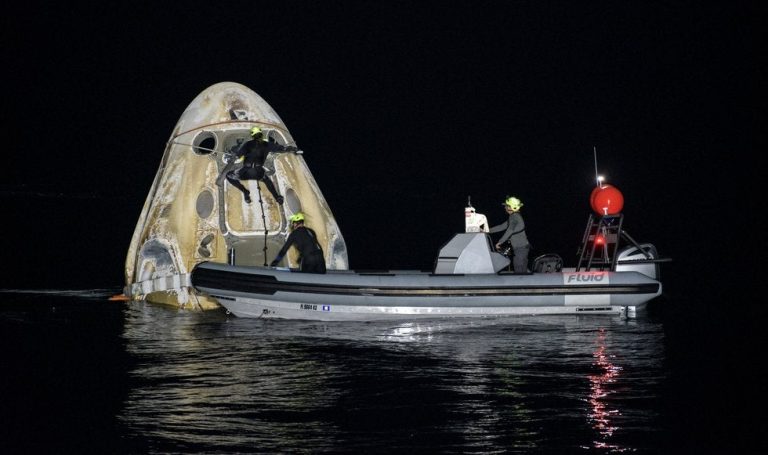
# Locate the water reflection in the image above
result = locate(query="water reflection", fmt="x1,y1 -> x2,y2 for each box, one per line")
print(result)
588,327 -> 623,451
118,302 -> 666,453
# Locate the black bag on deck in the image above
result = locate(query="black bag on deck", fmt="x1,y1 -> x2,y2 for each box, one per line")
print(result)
532,254 -> 563,273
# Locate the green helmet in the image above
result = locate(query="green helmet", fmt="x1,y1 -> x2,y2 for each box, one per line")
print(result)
503,196 -> 523,211
289,212 -> 305,223
250,126 -> 266,141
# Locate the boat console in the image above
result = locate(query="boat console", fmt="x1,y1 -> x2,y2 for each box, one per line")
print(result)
433,233 -> 510,274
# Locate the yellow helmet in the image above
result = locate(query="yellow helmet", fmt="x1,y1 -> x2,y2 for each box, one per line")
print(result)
250,126 -> 266,141
289,212 -> 305,223
503,196 -> 523,211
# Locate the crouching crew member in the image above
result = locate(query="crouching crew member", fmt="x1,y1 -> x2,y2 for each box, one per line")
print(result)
270,212 -> 327,274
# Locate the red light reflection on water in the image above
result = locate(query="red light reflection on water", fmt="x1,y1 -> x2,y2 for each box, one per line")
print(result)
587,328 -> 628,452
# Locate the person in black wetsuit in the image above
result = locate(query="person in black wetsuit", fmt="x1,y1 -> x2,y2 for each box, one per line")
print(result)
270,212 -> 326,273
224,126 -> 297,204
489,196 -> 530,273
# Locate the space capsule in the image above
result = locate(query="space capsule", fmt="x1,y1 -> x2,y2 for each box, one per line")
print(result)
123,82 -> 348,309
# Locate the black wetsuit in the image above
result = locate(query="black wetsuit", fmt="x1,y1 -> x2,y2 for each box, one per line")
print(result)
271,226 -> 326,273
225,138 -> 295,203
489,212 -> 530,273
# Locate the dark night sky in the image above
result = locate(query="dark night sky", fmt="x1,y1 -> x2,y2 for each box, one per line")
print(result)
2,1 -> 763,310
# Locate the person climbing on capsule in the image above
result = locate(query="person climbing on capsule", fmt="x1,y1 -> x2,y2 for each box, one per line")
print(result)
489,196 -> 531,273
270,212 -> 327,274
223,126 -> 298,204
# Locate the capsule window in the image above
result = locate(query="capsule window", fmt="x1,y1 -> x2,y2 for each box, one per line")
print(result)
192,131 -> 217,155
196,190 -> 214,219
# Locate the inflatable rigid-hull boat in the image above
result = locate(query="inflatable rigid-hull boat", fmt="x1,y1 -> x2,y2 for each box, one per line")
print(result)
191,233 -> 663,321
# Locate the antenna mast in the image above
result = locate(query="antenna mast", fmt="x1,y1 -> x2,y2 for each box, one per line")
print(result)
593,146 -> 600,187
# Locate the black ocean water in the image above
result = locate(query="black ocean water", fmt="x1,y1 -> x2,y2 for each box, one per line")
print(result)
0,289 -> 759,454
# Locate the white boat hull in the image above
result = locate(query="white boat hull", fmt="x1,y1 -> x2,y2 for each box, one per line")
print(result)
218,297 -> 640,320
192,262 -> 661,321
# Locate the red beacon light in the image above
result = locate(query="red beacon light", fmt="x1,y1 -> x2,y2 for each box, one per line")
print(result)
590,183 -> 624,216
594,234 -> 606,245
